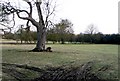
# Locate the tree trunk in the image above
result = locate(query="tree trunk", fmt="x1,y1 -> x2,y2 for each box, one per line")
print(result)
61,38 -> 65,44
32,26 -> 46,52
21,39 -> 23,44
31,2 -> 47,52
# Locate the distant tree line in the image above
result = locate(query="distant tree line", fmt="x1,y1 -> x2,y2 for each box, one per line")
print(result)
2,19 -> 120,44
74,33 -> 120,44
2,30 -> 120,44
2,30 -> 120,45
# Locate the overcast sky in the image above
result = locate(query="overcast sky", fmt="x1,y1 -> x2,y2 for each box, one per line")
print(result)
1,0 -> 120,34
55,0 -> 119,34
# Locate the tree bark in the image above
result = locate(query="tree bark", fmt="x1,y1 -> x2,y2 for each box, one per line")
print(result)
32,2 -> 47,52
32,26 -> 46,52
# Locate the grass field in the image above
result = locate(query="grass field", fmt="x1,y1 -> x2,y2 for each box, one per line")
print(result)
1,44 -> 118,80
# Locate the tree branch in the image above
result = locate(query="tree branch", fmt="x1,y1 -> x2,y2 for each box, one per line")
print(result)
44,0 -> 56,28
2,2 -> 39,28
26,2 -> 32,27
0,23 -> 13,33
35,2 -> 45,26
16,12 -> 39,27
27,2 -> 32,17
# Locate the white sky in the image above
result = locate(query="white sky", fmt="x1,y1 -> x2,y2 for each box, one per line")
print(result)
55,0 -> 119,34
1,0 -> 120,34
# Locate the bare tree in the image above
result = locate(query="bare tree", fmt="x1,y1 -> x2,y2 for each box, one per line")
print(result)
0,3 -> 15,34
84,24 -> 98,43
85,24 -> 98,35
1,0 -> 56,52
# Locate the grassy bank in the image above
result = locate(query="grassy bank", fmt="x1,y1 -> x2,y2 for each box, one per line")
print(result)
1,44 -> 118,80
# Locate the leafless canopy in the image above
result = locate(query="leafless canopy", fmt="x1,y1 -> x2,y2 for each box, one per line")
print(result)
0,0 -> 57,32
85,24 -> 98,34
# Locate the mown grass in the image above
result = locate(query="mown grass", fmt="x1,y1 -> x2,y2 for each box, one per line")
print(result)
1,44 -> 118,80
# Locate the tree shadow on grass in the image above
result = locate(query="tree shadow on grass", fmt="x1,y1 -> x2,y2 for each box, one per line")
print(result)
2,62 -> 118,81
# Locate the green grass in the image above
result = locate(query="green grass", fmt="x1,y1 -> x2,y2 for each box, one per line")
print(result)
1,44 -> 118,79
